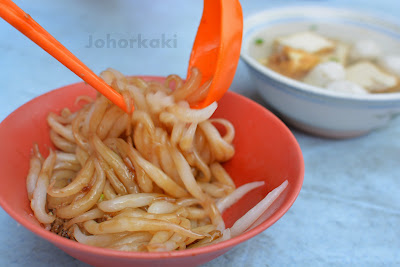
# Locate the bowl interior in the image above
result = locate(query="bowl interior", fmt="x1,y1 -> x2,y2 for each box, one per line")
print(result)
241,6 -> 400,101
0,78 -> 303,265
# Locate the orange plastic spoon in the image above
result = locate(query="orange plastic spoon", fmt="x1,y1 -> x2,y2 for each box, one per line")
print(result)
188,0 -> 243,109
0,0 -> 243,111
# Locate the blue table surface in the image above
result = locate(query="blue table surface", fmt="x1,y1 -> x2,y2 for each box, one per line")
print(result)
1,1 -> 399,266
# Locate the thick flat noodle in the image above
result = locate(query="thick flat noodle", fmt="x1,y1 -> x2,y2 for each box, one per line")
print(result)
26,144 -> 43,200
92,135 -> 139,194
47,158 -> 95,197
56,160 -> 106,219
84,218 -> 204,239
98,193 -> 162,212
31,150 -> 56,224
116,139 -> 188,198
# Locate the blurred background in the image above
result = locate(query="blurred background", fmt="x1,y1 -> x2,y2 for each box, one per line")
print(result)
1,0 -> 399,121
0,1 -> 399,266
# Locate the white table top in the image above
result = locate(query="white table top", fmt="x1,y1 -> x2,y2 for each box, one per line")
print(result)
0,0 -> 399,266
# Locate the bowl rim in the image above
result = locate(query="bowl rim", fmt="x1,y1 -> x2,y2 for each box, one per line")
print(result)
240,5 -> 400,102
0,79 -> 305,260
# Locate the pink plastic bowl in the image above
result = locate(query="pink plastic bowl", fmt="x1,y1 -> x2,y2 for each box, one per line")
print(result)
0,77 -> 304,266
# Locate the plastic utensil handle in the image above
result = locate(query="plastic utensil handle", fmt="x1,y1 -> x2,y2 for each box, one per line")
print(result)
0,0 -> 129,112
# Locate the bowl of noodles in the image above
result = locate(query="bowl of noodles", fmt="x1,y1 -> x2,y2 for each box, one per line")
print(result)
0,69 -> 304,267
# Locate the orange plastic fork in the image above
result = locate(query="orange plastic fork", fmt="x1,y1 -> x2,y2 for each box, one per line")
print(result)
0,0 -> 242,111
0,0 -> 128,111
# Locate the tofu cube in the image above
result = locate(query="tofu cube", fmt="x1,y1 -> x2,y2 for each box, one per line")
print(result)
275,31 -> 335,54
267,46 -> 320,79
346,61 -> 398,92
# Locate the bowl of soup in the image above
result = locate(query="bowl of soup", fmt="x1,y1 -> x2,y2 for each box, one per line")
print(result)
241,6 -> 400,138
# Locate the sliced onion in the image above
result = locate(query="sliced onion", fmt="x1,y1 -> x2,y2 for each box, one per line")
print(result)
230,180 -> 288,238
217,181 -> 265,213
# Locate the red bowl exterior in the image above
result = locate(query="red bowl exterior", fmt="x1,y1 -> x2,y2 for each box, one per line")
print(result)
0,78 -> 304,267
